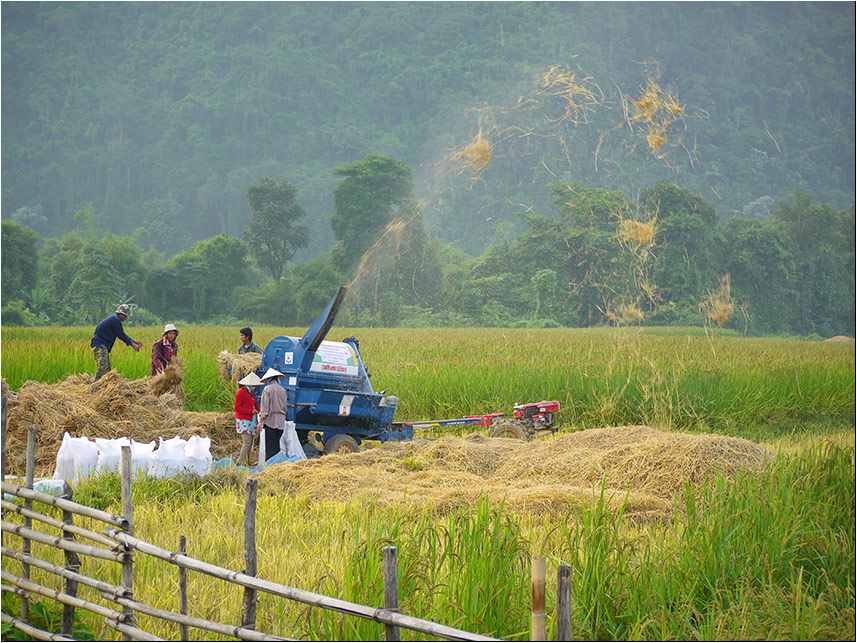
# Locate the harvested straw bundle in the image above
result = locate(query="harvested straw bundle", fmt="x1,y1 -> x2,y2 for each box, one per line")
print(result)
258,427 -> 774,520
151,359 -> 185,404
4,370 -> 237,476
217,351 -> 263,384
2,377 -> 13,400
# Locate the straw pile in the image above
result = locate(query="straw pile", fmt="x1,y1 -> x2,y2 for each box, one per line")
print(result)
3,369 -> 236,476
217,351 -> 263,384
258,427 -> 774,520
151,359 -> 185,404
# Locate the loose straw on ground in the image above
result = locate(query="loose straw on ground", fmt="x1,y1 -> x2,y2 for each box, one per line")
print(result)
258,427 -> 774,520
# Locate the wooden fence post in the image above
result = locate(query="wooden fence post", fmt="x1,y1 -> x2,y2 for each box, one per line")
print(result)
179,535 -> 189,641
60,481 -> 82,637
21,427 -> 36,623
531,556 -> 546,641
556,564 -> 572,641
1,397 -> 5,552
1,397 -> 7,483
241,478 -> 258,630
120,446 -> 134,640
383,545 -> 400,642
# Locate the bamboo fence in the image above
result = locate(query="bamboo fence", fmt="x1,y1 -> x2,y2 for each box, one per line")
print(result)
1,400 -> 573,641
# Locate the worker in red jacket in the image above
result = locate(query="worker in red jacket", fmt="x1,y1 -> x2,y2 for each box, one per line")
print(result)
234,372 -> 262,466
151,324 -> 179,376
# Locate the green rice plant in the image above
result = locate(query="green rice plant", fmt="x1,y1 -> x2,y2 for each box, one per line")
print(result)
305,498 -> 530,640
3,326 -> 853,428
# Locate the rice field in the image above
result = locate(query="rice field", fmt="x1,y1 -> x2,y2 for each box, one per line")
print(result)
2,325 -> 854,429
1,326 -> 854,640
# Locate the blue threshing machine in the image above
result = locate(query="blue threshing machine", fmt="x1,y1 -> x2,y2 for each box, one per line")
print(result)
256,286 -> 411,455
254,286 -> 561,456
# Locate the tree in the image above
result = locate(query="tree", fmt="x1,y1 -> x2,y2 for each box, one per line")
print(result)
330,155 -> 413,272
721,216 -> 794,334
330,155 -> 414,318
768,191 -> 855,336
641,183 -> 718,315
1,220 -> 39,303
243,177 -> 310,283
162,235 -> 249,321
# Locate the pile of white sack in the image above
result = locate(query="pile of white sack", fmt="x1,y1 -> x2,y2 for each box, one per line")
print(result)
53,432 -> 213,486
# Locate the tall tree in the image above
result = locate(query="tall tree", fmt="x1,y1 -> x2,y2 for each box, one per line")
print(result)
330,155 -> 413,272
243,177 -> 310,283
769,191 -> 855,336
330,155 -> 413,317
641,182 -> 718,315
1,220 -> 39,303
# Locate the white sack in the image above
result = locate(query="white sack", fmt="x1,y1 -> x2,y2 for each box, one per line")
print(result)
279,421 -> 306,460
94,437 -> 132,476
184,435 -> 212,477
148,436 -> 187,479
130,440 -> 156,476
53,432 -> 78,482
52,433 -> 100,485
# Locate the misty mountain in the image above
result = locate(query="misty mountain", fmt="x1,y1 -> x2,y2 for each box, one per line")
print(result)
2,2 -> 854,260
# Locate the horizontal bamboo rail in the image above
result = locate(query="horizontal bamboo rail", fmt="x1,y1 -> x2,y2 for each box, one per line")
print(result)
1,481 -> 128,528
106,528 -> 503,642
2,571 -> 125,623
1,612 -> 75,642
1,498 -> 123,549
109,595 -> 295,642
2,520 -> 128,562
104,617 -> 166,642
1,546 -> 130,598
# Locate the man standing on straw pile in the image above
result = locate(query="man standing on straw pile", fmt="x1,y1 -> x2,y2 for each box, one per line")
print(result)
151,323 -> 179,376
238,327 -> 263,354
90,304 -> 142,382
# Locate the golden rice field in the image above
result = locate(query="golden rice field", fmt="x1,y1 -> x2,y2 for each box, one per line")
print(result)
1,326 -> 854,640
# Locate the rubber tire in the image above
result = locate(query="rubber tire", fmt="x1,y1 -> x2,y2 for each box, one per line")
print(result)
490,421 -> 527,441
323,434 -> 360,455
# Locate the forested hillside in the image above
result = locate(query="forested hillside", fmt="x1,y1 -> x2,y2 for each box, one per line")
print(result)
1,2 -> 854,336
3,3 -> 853,254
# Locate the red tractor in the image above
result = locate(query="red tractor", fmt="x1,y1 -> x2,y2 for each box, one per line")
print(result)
401,400 -> 562,442
490,400 -> 562,440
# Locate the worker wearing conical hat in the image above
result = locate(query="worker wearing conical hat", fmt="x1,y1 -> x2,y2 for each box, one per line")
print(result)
235,372 -> 262,466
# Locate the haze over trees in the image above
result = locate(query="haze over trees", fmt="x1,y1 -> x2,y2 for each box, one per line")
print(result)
1,3 -> 854,336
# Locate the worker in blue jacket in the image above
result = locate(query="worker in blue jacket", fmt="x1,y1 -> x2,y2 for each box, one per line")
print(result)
91,304 -> 142,381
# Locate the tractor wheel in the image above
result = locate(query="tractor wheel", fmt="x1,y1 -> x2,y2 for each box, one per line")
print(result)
490,421 -> 528,441
323,434 -> 360,455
